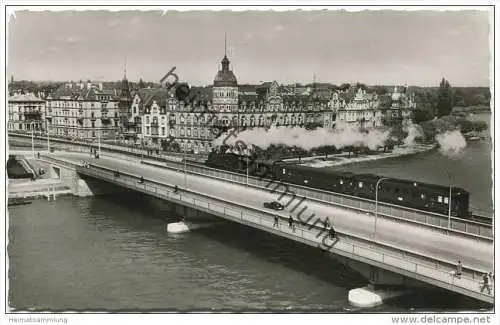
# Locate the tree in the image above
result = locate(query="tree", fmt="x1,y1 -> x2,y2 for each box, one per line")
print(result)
472,121 -> 488,133
339,83 -> 351,91
138,78 -> 145,89
412,108 -> 435,124
437,78 -> 453,117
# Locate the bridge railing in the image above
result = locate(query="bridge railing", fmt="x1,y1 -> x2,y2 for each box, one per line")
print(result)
141,159 -> 494,241
76,163 -> 493,302
23,132 -> 492,238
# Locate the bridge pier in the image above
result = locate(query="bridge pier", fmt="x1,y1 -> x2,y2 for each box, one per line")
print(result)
336,256 -> 427,308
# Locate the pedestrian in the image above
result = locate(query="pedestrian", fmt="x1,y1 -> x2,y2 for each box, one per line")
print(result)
174,185 -> 178,193
455,260 -> 462,279
488,272 -> 494,283
480,273 -> 491,294
139,176 -> 144,184
329,226 -> 336,240
323,218 -> 330,229
288,215 -> 295,232
274,214 -> 279,228
37,152 -> 40,159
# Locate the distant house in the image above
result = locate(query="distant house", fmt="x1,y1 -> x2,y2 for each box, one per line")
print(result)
8,92 -> 46,132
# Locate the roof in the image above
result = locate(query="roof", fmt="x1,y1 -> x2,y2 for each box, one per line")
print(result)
214,69 -> 238,87
9,93 -> 45,103
50,83 -> 119,101
142,88 -> 169,108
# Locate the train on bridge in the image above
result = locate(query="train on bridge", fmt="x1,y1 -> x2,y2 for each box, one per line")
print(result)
203,148 -> 473,220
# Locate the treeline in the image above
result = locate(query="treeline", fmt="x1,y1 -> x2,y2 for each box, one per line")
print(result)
412,83 -> 491,124
8,79 -> 161,96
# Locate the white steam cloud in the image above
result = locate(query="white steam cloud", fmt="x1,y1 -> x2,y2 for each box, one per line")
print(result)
436,130 -> 467,158
213,122 -> 390,152
403,123 -> 424,147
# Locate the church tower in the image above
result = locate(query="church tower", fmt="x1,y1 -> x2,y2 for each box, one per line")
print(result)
118,59 -> 132,129
212,34 -> 238,121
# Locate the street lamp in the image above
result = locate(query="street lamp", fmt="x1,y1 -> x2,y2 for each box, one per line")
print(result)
246,154 -> 249,186
374,177 -> 389,239
46,119 -> 50,153
447,172 -> 453,229
31,122 -> 35,158
183,142 -> 187,187
98,129 -> 101,157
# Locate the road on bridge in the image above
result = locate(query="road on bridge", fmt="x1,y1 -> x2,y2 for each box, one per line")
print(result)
54,152 -> 493,273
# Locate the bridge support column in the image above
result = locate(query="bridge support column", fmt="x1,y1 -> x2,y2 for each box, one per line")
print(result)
335,256 -> 428,308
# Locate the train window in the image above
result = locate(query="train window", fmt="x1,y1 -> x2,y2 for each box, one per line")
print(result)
340,180 -> 343,185
444,197 -> 449,204
398,197 -> 403,201
304,179 -> 309,184
358,182 -> 363,188
282,168 -> 286,175
421,193 -> 426,199
413,182 -> 417,187
438,196 -> 443,203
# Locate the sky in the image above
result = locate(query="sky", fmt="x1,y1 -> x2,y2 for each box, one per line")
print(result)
7,9 -> 492,87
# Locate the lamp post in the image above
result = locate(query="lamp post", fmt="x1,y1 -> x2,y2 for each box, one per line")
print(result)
98,129 -> 101,157
184,142 -> 187,187
246,154 -> 249,186
31,122 -> 35,158
447,172 -> 452,229
46,119 -> 50,153
374,177 -> 389,239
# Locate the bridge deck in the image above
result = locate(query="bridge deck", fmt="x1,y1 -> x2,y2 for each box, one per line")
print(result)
40,152 -> 495,304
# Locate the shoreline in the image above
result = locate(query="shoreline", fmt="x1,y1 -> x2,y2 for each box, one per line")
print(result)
295,143 -> 437,168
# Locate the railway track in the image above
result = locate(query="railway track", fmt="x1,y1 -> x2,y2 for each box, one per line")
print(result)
471,214 -> 493,225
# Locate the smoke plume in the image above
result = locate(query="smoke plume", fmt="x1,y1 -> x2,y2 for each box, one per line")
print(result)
403,123 -> 424,147
436,130 -> 467,158
213,122 -> 390,152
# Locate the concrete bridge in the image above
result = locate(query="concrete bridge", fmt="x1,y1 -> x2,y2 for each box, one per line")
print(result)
29,150 -> 494,307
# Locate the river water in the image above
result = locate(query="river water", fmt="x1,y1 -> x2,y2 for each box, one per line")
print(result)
7,114 -> 493,312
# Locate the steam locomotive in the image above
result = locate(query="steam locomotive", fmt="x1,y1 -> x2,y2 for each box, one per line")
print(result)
204,149 -> 471,219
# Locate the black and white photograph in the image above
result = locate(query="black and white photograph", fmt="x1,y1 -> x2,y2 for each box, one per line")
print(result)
1,2 -> 497,323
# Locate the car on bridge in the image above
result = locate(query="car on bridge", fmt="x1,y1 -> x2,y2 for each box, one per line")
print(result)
263,201 -> 284,211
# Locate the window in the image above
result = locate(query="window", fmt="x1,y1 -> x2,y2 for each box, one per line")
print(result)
282,168 -> 286,175
146,126 -> 150,135
444,197 -> 449,204
162,127 -> 165,136
340,180 -> 343,185
438,196 -> 443,203
358,182 -> 363,188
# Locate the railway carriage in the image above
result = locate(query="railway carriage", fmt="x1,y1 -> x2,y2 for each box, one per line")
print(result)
203,151 -> 471,219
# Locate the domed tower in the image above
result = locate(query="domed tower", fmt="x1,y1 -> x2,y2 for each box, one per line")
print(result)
212,35 -> 238,117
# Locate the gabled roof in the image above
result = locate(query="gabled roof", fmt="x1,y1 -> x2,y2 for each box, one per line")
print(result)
51,83 -> 119,101
143,88 -> 169,108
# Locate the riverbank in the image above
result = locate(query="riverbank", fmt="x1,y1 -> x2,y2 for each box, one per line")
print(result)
8,155 -> 72,201
286,143 -> 437,168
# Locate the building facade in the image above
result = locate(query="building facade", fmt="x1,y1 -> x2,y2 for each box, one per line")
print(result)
331,86 -> 415,129
8,92 -> 46,132
139,52 -> 334,153
46,82 -> 121,140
